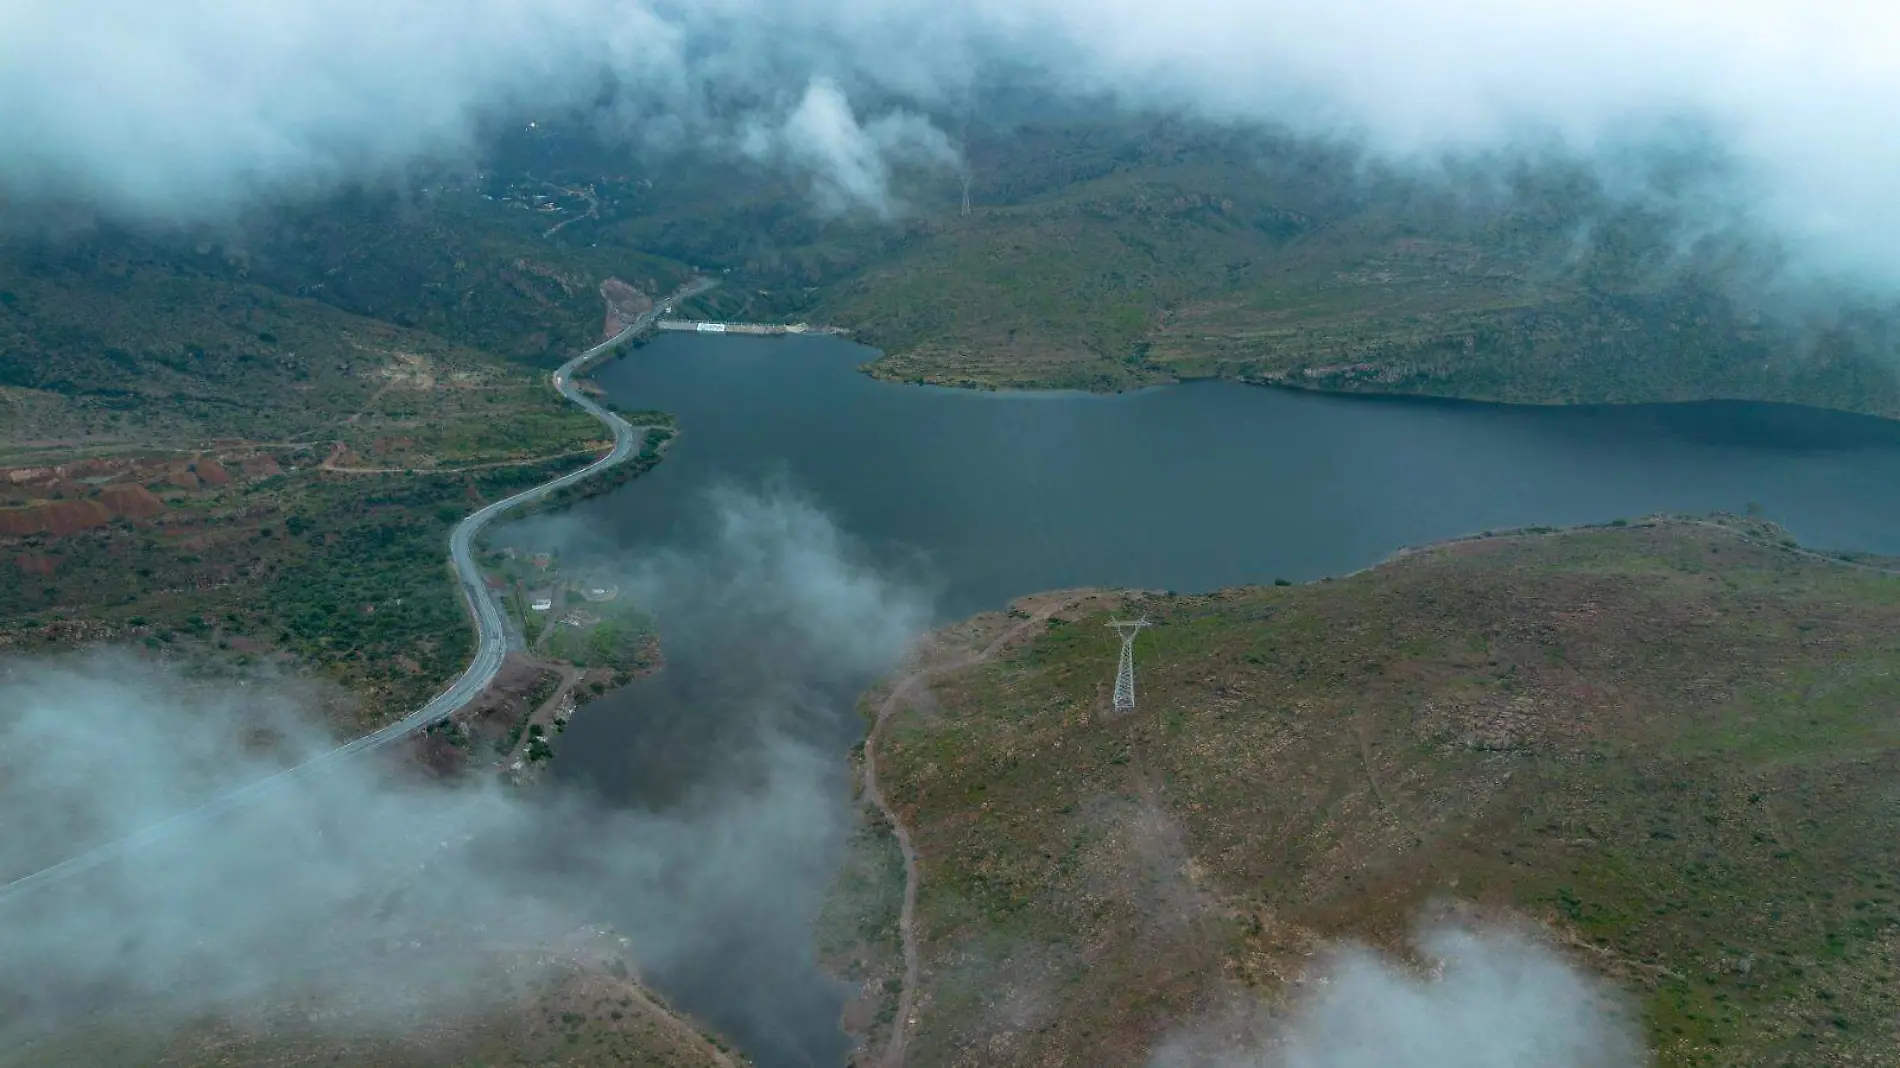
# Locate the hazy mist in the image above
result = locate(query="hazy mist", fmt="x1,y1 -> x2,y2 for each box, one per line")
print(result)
0,486 -> 933,1060
4,1 -> 1897,284
496,481 -> 936,1061
1151,921 -> 1649,1068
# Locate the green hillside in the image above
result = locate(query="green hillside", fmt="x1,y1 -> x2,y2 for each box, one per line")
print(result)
808,126 -> 1900,415
847,518 -> 1900,1066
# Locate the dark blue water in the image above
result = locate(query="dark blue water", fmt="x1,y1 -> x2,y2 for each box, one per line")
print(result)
580,334 -> 1900,619
547,332 -> 1900,1066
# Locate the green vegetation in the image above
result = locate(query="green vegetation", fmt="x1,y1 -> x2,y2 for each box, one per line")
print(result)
0,234 -> 622,465
861,519 -> 1900,1066
468,117 -> 1900,416
541,614 -> 656,675
0,186 -> 691,733
479,521 -> 665,685
0,453 -> 608,728
816,807 -> 909,1052
527,723 -> 556,763
811,131 -> 1900,413
182,184 -> 691,366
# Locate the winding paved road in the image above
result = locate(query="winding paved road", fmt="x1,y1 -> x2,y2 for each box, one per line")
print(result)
0,278 -> 714,904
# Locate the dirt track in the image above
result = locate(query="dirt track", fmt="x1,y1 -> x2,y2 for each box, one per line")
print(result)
861,589 -> 1118,1068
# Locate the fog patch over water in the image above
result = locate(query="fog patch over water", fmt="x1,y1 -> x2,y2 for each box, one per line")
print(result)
501,482 -> 937,1062
1150,921 -> 1648,1068
0,486 -> 932,1062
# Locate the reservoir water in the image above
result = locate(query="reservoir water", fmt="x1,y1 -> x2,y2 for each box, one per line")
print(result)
536,332 -> 1900,1066
578,334 -> 1900,620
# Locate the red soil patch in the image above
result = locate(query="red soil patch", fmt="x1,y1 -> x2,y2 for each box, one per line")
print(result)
165,464 -> 201,490
240,454 -> 283,479
0,498 -> 112,536
12,553 -> 60,576
195,459 -> 232,487
98,483 -> 164,519
0,507 -> 40,536
0,482 -> 164,537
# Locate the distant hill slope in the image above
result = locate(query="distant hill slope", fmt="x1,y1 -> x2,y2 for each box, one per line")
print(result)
0,219 -> 667,725
790,123 -> 1900,416
849,518 -> 1900,1067
1,240 -> 523,451
226,188 -> 691,364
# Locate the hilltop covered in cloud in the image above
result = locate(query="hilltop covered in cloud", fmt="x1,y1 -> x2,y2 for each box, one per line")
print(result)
3,0 -> 1898,285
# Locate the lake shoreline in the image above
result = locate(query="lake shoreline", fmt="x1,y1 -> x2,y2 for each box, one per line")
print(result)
549,331 -> 1900,1066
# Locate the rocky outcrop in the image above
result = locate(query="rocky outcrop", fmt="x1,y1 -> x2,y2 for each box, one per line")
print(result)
600,277 -> 654,337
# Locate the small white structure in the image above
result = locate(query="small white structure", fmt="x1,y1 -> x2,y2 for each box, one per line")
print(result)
695,322 -> 728,333
530,597 -> 553,612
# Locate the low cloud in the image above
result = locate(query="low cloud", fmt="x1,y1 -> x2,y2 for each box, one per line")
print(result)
0,652 -> 550,1027
1151,921 -> 1648,1068
5,1 -> 1900,287
740,79 -> 959,217
491,482 -> 936,1057
0,485 -> 933,1062
617,481 -> 936,671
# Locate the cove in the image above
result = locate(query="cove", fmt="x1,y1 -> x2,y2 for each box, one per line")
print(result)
538,332 -> 1900,1067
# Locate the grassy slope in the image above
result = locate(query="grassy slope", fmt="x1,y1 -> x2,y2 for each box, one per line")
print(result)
807,128 -> 1900,416
228,187 -> 691,365
863,519 -> 1900,1067
0,241 -> 606,457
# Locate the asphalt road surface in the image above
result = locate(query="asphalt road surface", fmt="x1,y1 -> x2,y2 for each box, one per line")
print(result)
0,278 -> 715,903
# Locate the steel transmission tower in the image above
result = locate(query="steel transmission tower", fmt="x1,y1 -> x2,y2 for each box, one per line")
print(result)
1109,619 -> 1151,712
